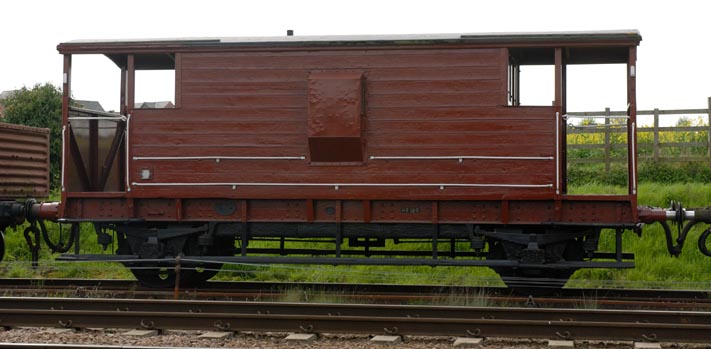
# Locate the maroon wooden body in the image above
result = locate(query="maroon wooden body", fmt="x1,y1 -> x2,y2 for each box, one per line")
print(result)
56,31 -> 641,229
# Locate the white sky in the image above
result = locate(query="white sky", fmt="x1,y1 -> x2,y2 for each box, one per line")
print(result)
1,0 -> 709,125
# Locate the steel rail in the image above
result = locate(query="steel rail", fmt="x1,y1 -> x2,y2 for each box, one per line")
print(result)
0,279 -> 710,305
2,288 -> 710,312
0,297 -> 709,326
0,306 -> 709,342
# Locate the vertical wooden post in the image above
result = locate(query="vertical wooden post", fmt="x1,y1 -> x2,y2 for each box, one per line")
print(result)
118,64 -> 127,191
626,47 -> 638,195
60,55 -> 72,217
554,48 -> 566,194
707,97 -> 711,167
653,108 -> 660,162
499,48 -> 510,106
88,117 -> 98,190
126,55 -> 135,193
604,107 -> 611,172
127,55 -> 135,112
62,55 -> 71,125
120,66 -> 127,116
174,53 -> 182,108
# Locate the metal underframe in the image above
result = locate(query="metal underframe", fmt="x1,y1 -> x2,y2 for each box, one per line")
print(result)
57,254 -> 634,269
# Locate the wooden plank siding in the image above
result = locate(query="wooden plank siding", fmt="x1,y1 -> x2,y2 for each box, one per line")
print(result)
129,47 -> 556,199
0,122 -> 50,199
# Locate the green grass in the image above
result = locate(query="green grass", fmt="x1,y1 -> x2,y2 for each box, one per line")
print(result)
0,206 -> 132,280
568,162 -> 711,187
1,182 -> 710,289
569,182 -> 711,289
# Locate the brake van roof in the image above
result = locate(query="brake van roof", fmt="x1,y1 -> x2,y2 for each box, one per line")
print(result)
58,30 -> 641,68
59,30 -> 641,51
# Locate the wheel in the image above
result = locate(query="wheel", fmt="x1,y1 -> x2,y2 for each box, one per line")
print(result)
487,238 -> 583,295
116,226 -> 231,288
128,262 -> 224,288
128,263 -> 177,288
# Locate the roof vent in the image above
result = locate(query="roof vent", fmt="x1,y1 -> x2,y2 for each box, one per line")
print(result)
287,29 -> 294,36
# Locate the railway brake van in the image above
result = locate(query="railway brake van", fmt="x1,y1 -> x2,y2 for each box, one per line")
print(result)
3,30 -> 710,289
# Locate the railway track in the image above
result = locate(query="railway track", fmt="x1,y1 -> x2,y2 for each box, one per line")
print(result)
0,296 -> 709,343
1,278 -> 709,310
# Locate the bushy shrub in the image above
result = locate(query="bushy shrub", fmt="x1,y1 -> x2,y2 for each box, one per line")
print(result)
568,161 -> 711,186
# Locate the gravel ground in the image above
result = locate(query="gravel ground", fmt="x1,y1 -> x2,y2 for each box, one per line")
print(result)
0,328 -> 706,348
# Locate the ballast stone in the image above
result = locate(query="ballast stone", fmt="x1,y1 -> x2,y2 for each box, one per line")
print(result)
122,329 -> 159,337
453,337 -> 484,347
371,335 -> 402,345
285,333 -> 318,342
634,343 -> 661,349
40,328 -> 75,334
198,331 -> 234,339
548,340 -> 575,348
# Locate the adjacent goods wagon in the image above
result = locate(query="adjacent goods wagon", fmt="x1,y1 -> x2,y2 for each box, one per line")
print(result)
0,122 -> 50,200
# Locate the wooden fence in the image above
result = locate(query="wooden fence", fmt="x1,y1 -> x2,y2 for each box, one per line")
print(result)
567,97 -> 711,170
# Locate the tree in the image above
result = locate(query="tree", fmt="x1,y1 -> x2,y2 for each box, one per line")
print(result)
3,83 -> 62,189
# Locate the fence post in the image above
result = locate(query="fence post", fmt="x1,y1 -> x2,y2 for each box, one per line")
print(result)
653,108 -> 660,162
708,97 -> 711,167
604,107 -> 611,172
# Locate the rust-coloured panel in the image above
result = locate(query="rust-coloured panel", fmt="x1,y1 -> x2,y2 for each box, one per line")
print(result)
370,201 -> 433,223
307,71 -> 364,162
313,200 -> 338,221
508,201 -> 555,223
247,200 -> 307,221
342,200 -> 365,222
308,72 -> 363,137
0,122 -> 50,199
134,199 -> 177,221
62,196 -> 638,227
63,197 -> 127,219
182,199 -> 242,221
559,199 -> 635,224
439,201 -> 503,223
